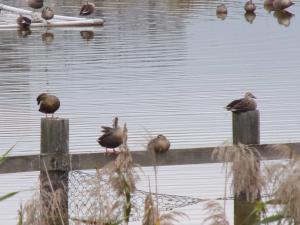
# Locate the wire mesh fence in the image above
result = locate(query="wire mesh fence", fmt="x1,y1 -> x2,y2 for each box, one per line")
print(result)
66,170 -> 206,223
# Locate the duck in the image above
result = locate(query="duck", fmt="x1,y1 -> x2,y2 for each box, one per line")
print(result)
79,2 -> 95,16
16,15 -> 31,29
273,0 -> 294,10
98,117 -> 126,154
264,0 -> 274,6
216,4 -> 228,14
147,135 -> 170,154
225,92 -> 257,112
244,0 -> 256,13
37,93 -> 60,117
28,0 -> 44,10
41,7 -> 54,21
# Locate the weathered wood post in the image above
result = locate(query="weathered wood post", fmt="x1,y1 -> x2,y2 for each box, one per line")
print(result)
233,110 -> 260,225
40,118 -> 69,225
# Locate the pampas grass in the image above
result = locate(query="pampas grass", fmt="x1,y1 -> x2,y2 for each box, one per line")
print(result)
262,145 -> 300,224
142,191 -> 187,225
201,200 -> 229,225
213,143 -> 264,202
101,125 -> 140,224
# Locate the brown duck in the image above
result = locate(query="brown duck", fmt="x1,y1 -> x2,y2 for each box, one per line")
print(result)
17,15 -> 31,28
41,7 -> 54,21
28,0 -> 44,10
80,2 -> 95,16
98,117 -> 126,154
37,93 -> 60,117
148,134 -> 170,153
226,92 -> 257,112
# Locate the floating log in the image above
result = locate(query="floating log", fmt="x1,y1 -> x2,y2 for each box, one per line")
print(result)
0,19 -> 104,29
0,3 -> 101,22
0,3 -> 104,28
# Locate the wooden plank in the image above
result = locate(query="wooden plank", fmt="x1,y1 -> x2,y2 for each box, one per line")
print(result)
40,118 -> 69,225
233,110 -> 260,225
0,3 -> 98,21
1,142 -> 300,174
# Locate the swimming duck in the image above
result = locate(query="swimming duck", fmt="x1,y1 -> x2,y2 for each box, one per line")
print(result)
28,0 -> 44,10
16,15 -> 31,29
273,0 -> 294,10
147,135 -> 170,154
37,93 -> 60,117
41,7 -> 54,21
98,117 -> 126,154
79,2 -> 95,16
226,92 -> 257,112
244,0 -> 256,13
216,4 -> 228,14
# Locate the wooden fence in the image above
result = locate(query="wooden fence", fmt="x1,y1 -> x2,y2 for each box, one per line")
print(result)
1,110 -> 300,225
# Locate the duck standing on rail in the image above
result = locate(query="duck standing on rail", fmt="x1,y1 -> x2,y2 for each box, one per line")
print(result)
37,93 -> 60,117
148,135 -> 171,153
226,92 -> 257,112
98,117 -> 127,154
79,2 -> 95,16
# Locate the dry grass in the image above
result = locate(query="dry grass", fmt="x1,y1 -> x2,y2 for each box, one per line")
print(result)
263,144 -> 300,223
201,200 -> 229,225
142,191 -> 187,225
213,143 -> 264,202
19,187 -> 67,225
71,169 -> 123,225
101,126 -> 140,224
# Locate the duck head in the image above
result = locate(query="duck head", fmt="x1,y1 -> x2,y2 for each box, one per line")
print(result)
244,92 -> 256,99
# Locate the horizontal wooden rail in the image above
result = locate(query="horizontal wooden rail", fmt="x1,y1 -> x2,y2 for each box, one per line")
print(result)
1,142 -> 300,174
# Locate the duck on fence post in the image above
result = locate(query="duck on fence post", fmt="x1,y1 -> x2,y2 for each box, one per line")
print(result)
227,93 -> 260,225
40,118 -> 69,225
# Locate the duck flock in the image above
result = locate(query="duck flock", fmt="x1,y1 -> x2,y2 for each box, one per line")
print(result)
16,0 -> 95,28
216,0 -> 294,16
36,92 -> 257,155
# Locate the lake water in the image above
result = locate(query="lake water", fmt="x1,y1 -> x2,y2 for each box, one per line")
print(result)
0,0 -> 300,224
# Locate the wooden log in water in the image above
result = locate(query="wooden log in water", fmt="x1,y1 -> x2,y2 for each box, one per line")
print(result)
40,118 -> 69,225
0,3 -> 102,22
232,110 -> 260,225
0,19 -> 103,29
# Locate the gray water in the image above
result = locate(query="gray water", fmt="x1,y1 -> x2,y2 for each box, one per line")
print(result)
0,0 -> 300,223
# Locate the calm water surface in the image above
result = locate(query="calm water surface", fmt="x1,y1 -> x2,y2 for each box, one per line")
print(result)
1,0 -> 300,223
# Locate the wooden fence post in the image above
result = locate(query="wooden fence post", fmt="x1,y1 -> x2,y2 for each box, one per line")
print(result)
232,110 -> 260,225
40,118 -> 69,225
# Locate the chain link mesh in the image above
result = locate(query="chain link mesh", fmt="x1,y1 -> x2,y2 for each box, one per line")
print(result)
67,171 -> 205,223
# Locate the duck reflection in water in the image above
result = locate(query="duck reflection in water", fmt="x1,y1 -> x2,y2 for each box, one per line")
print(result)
80,30 -> 94,41
244,12 -> 256,23
42,32 -> 55,44
273,10 -> 294,27
17,28 -> 32,38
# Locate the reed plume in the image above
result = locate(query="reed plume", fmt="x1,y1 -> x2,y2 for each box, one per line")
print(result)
213,143 -> 264,202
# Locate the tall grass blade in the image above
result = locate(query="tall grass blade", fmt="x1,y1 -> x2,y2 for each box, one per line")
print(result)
0,191 -> 18,201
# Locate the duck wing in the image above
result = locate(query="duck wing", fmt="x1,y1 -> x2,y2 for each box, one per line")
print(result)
101,126 -> 115,134
226,98 -> 242,110
229,99 -> 256,112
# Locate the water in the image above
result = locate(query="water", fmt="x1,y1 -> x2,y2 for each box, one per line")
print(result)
0,0 -> 300,223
